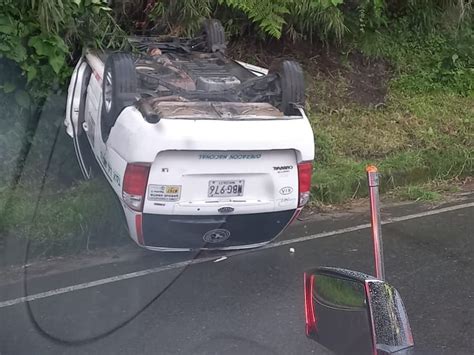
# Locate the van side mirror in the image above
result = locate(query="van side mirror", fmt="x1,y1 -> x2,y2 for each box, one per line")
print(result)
304,267 -> 414,354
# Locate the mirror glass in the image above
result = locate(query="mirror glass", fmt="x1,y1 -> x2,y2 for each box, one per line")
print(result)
367,281 -> 414,353
312,273 -> 373,354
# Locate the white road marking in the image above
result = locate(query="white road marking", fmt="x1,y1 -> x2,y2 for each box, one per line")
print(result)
266,201 -> 474,249
0,201 -> 472,309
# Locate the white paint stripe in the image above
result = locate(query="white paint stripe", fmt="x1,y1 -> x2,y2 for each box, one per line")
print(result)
0,257 -> 219,308
0,202 -> 472,309
268,201 -> 474,249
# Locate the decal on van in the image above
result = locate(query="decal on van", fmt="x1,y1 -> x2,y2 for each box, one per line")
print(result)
99,150 -> 121,187
199,153 -> 262,160
273,165 -> 293,171
148,185 -> 181,202
279,186 -> 293,195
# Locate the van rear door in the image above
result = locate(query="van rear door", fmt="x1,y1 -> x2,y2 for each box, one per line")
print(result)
143,149 -> 299,216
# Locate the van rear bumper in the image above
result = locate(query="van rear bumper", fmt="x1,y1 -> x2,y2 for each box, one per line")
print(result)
141,209 -> 296,250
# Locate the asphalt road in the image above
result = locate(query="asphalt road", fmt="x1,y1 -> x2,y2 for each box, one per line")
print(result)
0,194 -> 473,355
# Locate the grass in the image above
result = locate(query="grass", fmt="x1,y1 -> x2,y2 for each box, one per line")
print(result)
393,185 -> 442,201
0,91 -> 128,259
302,19 -> 473,204
231,24 -> 472,205
0,179 -> 128,258
310,90 -> 473,203
390,180 -> 461,201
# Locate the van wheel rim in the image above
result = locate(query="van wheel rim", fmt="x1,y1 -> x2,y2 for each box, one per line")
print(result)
104,71 -> 113,113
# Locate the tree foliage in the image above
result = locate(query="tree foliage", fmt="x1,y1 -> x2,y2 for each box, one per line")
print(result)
132,0 -> 472,41
0,0 -> 125,105
1,0 -> 471,103
132,0 -> 472,95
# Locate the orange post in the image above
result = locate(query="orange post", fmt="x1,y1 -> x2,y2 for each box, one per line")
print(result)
366,165 -> 385,280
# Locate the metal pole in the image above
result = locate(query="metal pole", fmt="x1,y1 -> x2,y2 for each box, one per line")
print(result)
366,165 -> 385,280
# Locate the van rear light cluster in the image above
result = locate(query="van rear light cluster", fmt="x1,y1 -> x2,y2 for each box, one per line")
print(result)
123,163 -> 150,211
298,162 -> 313,207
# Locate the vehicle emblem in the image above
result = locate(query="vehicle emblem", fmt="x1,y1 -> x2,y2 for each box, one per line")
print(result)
279,186 -> 293,195
203,229 -> 231,243
218,206 -> 234,213
273,165 -> 294,171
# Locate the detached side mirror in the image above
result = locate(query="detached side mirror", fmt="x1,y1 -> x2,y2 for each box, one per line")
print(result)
304,267 -> 414,355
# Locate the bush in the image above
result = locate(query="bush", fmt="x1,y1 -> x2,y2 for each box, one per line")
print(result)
0,179 -> 127,257
114,0 -> 472,43
358,19 -> 473,95
138,0 -> 385,41
0,0 -> 126,105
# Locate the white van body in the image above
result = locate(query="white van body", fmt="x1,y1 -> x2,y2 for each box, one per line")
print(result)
65,48 -> 314,251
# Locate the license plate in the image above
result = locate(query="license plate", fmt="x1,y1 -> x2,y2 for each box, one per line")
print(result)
208,180 -> 244,197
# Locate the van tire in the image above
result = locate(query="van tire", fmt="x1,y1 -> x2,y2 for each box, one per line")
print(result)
202,19 -> 226,53
101,53 -> 137,141
271,60 -> 305,115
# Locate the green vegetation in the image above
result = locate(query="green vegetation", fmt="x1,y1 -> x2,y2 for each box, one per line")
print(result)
229,15 -> 472,203
124,0 -> 470,43
308,19 -> 473,203
0,179 -> 127,257
0,93 -> 127,258
0,0 -> 125,105
390,180 -> 461,201
358,20 -> 473,96
311,89 -> 472,203
0,0 -> 127,258
393,185 -> 442,202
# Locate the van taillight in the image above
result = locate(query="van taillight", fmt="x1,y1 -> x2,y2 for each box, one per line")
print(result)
298,162 -> 313,206
123,163 -> 150,211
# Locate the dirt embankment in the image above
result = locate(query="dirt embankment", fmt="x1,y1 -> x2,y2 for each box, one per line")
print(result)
228,39 -> 392,108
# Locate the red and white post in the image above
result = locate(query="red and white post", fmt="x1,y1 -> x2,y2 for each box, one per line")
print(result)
366,165 -> 385,280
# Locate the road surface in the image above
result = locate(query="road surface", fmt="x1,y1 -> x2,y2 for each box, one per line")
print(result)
0,193 -> 473,354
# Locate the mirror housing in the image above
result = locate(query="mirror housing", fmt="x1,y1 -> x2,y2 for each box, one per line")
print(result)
304,267 -> 414,354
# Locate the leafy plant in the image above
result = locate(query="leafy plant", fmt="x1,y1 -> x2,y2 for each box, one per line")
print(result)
115,0 -> 472,47
285,0 -> 348,42
0,0 -> 126,106
126,0 -> 387,41
358,18 -> 474,95
390,0 -> 473,31
148,0 -> 213,36
219,0 -> 291,38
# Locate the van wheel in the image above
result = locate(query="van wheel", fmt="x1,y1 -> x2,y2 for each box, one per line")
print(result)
202,19 -> 226,53
101,53 -> 137,141
270,60 -> 305,115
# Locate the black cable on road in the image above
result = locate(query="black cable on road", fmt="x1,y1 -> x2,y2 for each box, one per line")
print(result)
21,101 -> 205,347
